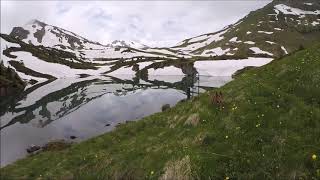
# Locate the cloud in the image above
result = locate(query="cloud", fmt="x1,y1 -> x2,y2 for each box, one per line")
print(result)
1,1 -> 271,47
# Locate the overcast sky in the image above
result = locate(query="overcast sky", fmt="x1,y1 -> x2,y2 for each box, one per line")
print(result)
1,1 -> 271,47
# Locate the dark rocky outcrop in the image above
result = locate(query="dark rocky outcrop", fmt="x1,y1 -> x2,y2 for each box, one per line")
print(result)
26,145 -> 41,153
9,27 -> 29,40
33,27 -> 45,43
161,104 -> 171,111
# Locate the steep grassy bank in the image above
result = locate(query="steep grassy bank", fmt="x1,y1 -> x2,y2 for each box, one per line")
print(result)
1,43 -> 320,179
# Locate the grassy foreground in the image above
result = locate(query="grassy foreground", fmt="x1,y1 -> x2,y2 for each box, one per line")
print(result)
1,44 -> 320,179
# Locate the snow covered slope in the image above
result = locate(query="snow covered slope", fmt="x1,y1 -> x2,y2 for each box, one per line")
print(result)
8,20 -> 158,60
107,40 -> 149,49
10,20 -> 106,50
2,0 -> 320,90
171,0 -> 320,59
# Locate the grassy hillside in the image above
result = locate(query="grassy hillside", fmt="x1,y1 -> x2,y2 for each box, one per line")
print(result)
1,43 -> 320,179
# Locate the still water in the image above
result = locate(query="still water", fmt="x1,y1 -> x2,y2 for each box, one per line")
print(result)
0,75 -> 232,166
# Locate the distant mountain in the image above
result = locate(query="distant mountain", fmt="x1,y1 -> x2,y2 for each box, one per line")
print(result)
9,19 -> 106,50
9,20 -> 149,51
107,40 -> 149,49
1,0 -> 320,89
6,20 -> 170,61
172,0 -> 320,59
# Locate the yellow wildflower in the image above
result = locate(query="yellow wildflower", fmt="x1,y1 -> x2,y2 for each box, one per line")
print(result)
312,154 -> 317,160
151,171 -> 154,175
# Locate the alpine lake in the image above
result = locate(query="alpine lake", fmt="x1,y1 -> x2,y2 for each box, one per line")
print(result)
0,74 -> 232,166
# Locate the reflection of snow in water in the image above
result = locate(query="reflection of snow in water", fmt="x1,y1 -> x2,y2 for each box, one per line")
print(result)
198,76 -> 233,88
0,74 -> 234,167
194,58 -> 273,76
0,86 -> 185,167
148,75 -> 184,83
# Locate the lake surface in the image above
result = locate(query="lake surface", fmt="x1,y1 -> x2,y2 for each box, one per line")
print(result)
0,75 -> 232,167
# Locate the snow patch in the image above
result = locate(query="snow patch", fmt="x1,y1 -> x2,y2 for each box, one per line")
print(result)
172,29 -> 227,52
230,37 -> 242,43
281,46 -> 288,54
312,21 -> 320,26
202,47 -> 230,56
10,52 -> 110,78
148,75 -> 184,83
304,3 -> 313,6
275,4 -> 320,17
258,31 -> 274,35
250,47 -> 273,56
145,48 -> 177,56
244,41 -> 255,45
194,57 -> 273,76
148,66 -> 184,76
188,35 -> 209,43
266,41 -> 276,45
1,38 -> 21,67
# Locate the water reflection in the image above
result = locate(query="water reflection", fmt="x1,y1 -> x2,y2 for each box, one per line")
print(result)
0,75 -> 232,166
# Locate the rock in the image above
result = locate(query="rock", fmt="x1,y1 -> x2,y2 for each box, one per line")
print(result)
29,79 -> 38,85
26,145 -> 41,153
178,99 -> 187,104
184,113 -> 200,126
162,104 -> 171,112
70,136 -> 77,139
78,74 -> 91,78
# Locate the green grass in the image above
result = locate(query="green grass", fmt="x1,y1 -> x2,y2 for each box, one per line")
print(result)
1,43 -> 320,179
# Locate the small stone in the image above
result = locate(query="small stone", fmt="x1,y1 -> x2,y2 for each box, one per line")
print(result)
26,145 -> 41,153
105,123 -> 111,127
70,136 -> 77,139
161,104 -> 171,112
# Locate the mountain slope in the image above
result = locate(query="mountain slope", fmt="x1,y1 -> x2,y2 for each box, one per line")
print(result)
1,40 -> 320,180
1,0 -> 320,91
108,40 -> 149,49
172,0 -> 320,59
10,19 -> 106,50
8,20 -> 170,60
